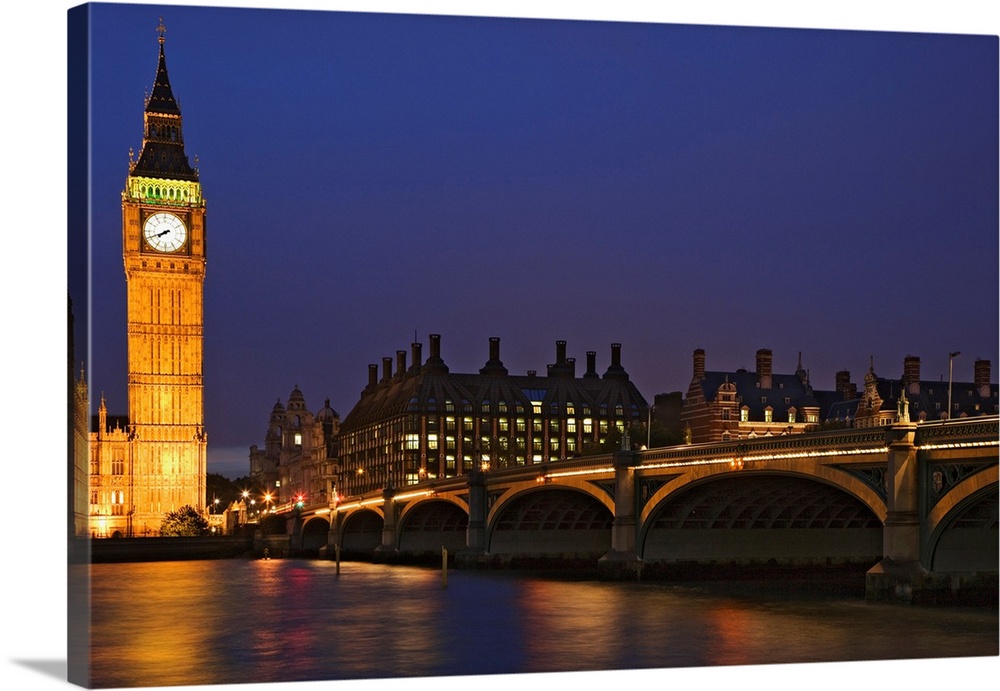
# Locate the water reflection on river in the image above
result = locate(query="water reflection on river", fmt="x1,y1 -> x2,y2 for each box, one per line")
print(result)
88,559 -> 998,689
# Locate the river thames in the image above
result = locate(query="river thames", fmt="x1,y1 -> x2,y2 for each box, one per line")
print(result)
83,558 -> 998,689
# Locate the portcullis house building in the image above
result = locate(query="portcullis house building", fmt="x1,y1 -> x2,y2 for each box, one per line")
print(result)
337,335 -> 649,496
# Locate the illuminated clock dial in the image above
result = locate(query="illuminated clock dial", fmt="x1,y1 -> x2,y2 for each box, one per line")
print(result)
143,212 -> 188,253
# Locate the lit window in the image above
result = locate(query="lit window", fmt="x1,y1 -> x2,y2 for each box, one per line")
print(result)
740,408 -> 749,422
765,408 -> 773,423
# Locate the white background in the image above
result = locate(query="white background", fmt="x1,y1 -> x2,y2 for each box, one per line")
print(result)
2,1 -> 997,690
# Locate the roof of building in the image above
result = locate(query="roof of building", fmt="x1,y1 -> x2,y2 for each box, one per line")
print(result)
699,369 -> 822,414
340,337 -> 648,432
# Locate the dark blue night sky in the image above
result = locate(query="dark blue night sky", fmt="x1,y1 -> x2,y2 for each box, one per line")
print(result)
71,2 -> 998,478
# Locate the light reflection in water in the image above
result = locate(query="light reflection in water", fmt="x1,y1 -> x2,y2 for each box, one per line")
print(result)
87,560 -> 998,688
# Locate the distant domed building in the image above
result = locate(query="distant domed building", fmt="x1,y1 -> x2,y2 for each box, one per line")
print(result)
249,386 -> 340,508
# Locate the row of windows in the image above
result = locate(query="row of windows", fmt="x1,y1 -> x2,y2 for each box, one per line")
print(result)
90,490 -> 126,506
89,458 -> 125,475
719,408 -> 818,424
409,397 -> 639,418
342,417 -> 609,453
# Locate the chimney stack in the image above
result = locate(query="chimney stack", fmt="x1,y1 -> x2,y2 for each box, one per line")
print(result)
611,343 -> 622,368
903,355 -> 920,394
756,348 -> 773,388
368,364 -> 378,389
396,350 -> 407,378
556,340 -> 567,363
693,348 -> 705,381
429,333 -> 441,360
410,341 -> 423,372
836,370 -> 857,401
585,351 -> 598,378
480,336 -> 508,376
975,359 -> 992,396
382,357 -> 392,382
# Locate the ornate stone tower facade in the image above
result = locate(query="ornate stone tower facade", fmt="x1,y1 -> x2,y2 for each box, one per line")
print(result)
91,22 -> 207,537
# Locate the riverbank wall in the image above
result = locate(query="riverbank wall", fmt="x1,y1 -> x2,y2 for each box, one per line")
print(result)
82,536 -> 254,563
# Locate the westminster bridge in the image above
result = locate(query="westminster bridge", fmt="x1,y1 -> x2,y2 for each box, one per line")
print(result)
280,417 -> 998,603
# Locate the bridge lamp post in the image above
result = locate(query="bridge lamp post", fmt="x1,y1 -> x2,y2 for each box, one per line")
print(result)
646,405 -> 656,449
948,351 -> 961,420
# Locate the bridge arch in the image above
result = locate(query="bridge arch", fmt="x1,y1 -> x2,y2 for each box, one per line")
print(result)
299,515 -> 330,554
639,463 -> 886,529
925,465 -> 998,572
338,508 -> 384,557
396,498 -> 469,555
486,485 -> 614,559
638,472 -> 883,568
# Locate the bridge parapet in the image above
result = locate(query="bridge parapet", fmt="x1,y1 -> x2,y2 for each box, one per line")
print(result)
637,427 -> 889,469
915,416 -> 999,447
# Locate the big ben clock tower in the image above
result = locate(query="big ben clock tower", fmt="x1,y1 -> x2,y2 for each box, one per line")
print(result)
121,20 -> 207,534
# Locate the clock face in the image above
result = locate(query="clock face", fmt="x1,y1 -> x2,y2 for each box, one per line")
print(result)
143,212 -> 188,253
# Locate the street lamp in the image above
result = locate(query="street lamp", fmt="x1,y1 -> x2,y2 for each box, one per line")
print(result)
948,351 -> 961,420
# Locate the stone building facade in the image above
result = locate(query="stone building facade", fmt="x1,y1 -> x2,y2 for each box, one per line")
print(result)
249,387 -> 341,507
828,355 -> 998,427
682,348 -> 845,443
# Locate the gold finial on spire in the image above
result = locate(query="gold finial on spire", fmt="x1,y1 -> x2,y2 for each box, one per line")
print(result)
157,17 -> 166,44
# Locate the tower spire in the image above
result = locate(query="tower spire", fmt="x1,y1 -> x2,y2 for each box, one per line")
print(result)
131,18 -> 197,180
